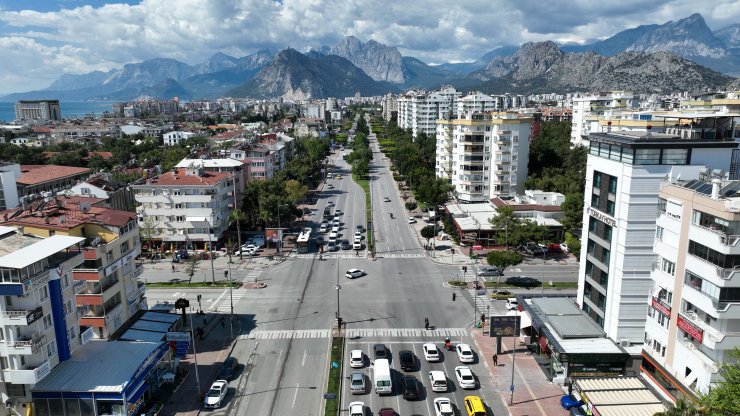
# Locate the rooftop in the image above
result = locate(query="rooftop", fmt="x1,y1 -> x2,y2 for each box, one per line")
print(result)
17,165 -> 91,185
0,194 -> 135,231
175,158 -> 244,169
137,168 -> 233,187
0,234 -> 85,269
588,131 -> 738,146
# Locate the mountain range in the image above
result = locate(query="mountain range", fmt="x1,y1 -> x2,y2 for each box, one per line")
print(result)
2,13 -> 738,101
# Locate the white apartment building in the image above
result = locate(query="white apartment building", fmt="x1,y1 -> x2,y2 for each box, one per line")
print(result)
397,87 -> 462,137
14,100 -> 61,123
436,111 -> 531,203
571,91 -> 638,146
643,175 -> 740,400
577,131 -> 738,346
0,227 -> 85,411
132,164 -> 235,251
162,131 -> 195,147
456,92 -> 500,114
381,93 -> 397,122
175,158 -> 245,207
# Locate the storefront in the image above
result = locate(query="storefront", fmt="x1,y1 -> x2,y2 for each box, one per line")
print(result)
520,297 -> 630,383
31,340 -> 171,416
572,377 -> 666,416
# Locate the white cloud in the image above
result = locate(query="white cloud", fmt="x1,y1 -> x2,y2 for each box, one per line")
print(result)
0,0 -> 737,94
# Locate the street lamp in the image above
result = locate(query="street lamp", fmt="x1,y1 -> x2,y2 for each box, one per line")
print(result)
335,284 -> 342,326
277,203 -> 289,254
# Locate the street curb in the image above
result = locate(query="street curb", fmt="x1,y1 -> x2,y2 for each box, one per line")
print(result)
470,327 -> 513,416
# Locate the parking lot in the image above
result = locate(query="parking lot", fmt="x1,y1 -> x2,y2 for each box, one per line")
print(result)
341,336 -> 498,416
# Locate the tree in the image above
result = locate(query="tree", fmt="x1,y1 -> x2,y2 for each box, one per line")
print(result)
184,253 -> 200,284
284,179 -> 308,204
486,250 -> 523,284
489,206 -> 520,249
654,399 -> 703,416
138,217 -> 160,262
420,225 -> 436,245
229,209 -> 247,260
564,232 -> 581,259
699,348 -> 740,415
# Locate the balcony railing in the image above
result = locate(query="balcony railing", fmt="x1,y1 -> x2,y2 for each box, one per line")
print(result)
12,335 -> 46,355
2,360 -> 51,384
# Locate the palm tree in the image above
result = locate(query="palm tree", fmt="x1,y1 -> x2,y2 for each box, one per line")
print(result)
229,209 -> 247,259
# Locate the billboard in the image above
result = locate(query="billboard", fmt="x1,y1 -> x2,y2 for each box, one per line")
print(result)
489,315 -> 521,337
265,228 -> 282,244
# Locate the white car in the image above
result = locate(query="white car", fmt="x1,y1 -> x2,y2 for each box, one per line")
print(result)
349,349 -> 364,368
348,401 -> 365,416
561,242 -> 569,253
335,209 -> 342,215
346,269 -> 365,279
319,224 -> 328,233
506,297 -> 519,310
203,379 -> 228,408
422,343 -> 440,362
454,366 -> 476,389
327,201 -> 335,206
352,241 -> 362,250
331,226 -> 340,233
434,397 -> 454,416
329,231 -> 338,240
333,219 -> 340,226
408,217 -> 417,224
240,244 -> 261,252
456,343 -> 475,363
354,231 -> 362,240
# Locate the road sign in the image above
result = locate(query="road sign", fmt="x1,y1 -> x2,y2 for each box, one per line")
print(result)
323,393 -> 336,400
331,361 -> 339,368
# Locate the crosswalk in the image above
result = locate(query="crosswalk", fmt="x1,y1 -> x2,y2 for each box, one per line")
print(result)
468,288 -> 493,308
215,288 -> 247,312
293,253 -> 425,259
241,270 -> 262,283
239,327 -> 468,340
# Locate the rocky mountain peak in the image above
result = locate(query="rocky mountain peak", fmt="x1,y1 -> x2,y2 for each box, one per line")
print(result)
627,13 -> 727,58
330,36 -> 405,84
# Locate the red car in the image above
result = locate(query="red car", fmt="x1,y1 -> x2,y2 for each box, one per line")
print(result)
378,409 -> 396,416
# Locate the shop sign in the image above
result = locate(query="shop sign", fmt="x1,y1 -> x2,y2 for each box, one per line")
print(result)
569,362 -> 624,378
488,315 -> 521,337
587,207 -> 617,227
677,315 -> 704,343
26,306 -> 43,325
652,297 -> 671,316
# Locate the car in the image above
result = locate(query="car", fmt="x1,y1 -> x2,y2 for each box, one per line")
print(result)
506,275 -> 541,288
408,217 -> 417,224
329,231 -> 338,240
333,219 -> 341,226
463,396 -> 486,416
373,343 -> 388,359
401,375 -> 420,400
349,349 -> 364,368
240,244 -> 261,252
350,371 -> 365,394
491,290 -> 514,300
327,184 -> 334,189
378,408 -> 395,416
327,241 -> 337,251
428,370 -> 448,392
353,241 -> 362,250
319,224 -> 328,233
477,266 -> 503,277
244,240 -> 263,248
421,206 -> 428,212
331,226 -> 340,233
346,269 -> 365,279
237,247 -> 258,256
217,357 -> 239,381
356,224 -> 364,232
348,401 -> 365,416
335,209 -> 342,215
561,395 -> 585,410
336,175 -> 342,179
456,344 -> 475,363
383,196 -> 391,202
398,350 -> 416,371
422,343 -> 440,362
434,397 -> 454,416
354,231 -> 362,240
506,297 -> 519,310
203,380 -> 228,408
327,200 -> 335,206
454,366 -> 476,389
340,240 -> 352,250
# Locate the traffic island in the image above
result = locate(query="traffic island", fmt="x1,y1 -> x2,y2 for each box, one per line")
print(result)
323,336 -> 345,416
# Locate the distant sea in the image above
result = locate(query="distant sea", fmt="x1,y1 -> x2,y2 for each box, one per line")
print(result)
0,101 -> 115,123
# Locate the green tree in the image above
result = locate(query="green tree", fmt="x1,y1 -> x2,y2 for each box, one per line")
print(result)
486,250 -> 523,284
138,217 -> 160,262
229,209 -> 247,260
88,154 -> 110,172
564,232 -> 581,259
184,253 -> 200,283
284,179 -> 308,204
699,348 -> 740,415
654,399 -> 703,416
420,225 -> 436,244
489,206 -> 520,249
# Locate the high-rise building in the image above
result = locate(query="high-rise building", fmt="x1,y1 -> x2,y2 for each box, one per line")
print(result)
577,130 -> 738,345
14,100 -> 62,123
0,226 -> 85,408
436,111 -> 532,202
570,92 -> 637,146
397,87 -> 461,138
643,175 -> 740,399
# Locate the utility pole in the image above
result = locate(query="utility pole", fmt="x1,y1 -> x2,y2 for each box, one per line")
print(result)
208,220 -> 216,284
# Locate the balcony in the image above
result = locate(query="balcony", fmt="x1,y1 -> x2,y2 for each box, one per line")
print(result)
689,224 -> 740,255
2,359 -> 51,384
127,282 -> 146,305
1,306 -> 43,326
679,310 -> 740,350
11,335 -> 46,355
684,254 -> 740,286
131,264 -> 143,279
462,146 -> 485,155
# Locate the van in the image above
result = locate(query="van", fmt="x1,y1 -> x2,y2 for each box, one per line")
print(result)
428,370 -> 447,392
463,395 -> 486,416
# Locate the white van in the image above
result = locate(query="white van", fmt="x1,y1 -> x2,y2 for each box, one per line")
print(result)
428,370 -> 447,392
373,359 -> 392,395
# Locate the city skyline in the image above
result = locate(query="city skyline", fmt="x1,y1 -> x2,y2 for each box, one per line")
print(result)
0,0 -> 738,95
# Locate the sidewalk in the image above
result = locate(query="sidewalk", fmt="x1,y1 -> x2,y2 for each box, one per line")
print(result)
470,327 -> 565,416
156,313 -> 236,416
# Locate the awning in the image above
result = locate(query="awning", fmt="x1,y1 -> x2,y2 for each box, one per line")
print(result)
507,310 -> 532,328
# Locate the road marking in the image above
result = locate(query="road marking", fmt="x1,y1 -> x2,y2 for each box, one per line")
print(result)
301,349 -> 307,367
207,289 -> 228,311
239,327 -> 468,340
292,382 -> 300,408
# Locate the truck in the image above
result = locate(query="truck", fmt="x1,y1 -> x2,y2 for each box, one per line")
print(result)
373,358 -> 392,395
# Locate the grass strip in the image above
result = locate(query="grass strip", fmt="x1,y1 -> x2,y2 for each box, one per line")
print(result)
324,336 -> 345,416
353,174 -> 373,252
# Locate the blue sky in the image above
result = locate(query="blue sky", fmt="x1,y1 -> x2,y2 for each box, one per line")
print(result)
0,0 -> 737,95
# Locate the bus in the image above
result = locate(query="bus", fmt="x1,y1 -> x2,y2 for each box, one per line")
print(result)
373,359 -> 392,395
296,227 -> 312,253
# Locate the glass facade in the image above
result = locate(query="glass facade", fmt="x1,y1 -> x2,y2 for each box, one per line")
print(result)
589,142 -> 690,165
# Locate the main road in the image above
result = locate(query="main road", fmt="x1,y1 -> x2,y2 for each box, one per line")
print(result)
192,125 -> 505,415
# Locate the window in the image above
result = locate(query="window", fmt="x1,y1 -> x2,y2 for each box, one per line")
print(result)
593,172 -> 602,188
39,286 -> 49,302
591,194 -> 600,207
176,216 -> 184,222
656,226 -> 664,241
120,241 -> 129,254
607,200 -> 616,215
634,148 -> 661,164
662,148 -> 689,165
46,340 -> 57,358
661,258 -> 676,276
42,314 -> 52,329
608,176 -> 617,194
604,224 -> 613,242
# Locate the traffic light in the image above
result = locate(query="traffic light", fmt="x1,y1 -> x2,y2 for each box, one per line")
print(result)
480,314 -> 486,323
197,294 -> 202,302
462,266 -> 467,273
451,248 -> 455,254
224,270 -> 229,278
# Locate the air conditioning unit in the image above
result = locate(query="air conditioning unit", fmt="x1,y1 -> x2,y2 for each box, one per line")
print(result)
687,343 -> 695,350
619,339 -> 630,347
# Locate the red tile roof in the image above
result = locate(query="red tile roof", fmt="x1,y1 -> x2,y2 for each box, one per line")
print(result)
17,165 -> 91,185
0,194 -> 134,231
145,168 -> 233,186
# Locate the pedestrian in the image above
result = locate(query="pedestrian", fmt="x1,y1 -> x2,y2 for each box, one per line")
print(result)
355,249 -> 359,257
452,292 -> 456,301
425,321 -> 429,330
171,264 -> 175,273
220,318 -> 225,328
493,353 -> 498,366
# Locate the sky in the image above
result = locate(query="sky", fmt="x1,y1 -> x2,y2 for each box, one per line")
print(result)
0,0 -> 738,95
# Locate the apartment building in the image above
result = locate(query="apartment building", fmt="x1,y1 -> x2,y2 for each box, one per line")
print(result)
456,92 -> 501,114
381,93 -> 397,122
132,164 -> 235,251
0,194 -> 144,340
162,131 -> 195,147
571,91 -> 638,146
397,87 -> 462,137
643,174 -> 740,400
14,100 -> 61,123
436,111 -> 532,203
577,130 -> 738,346
16,165 -> 91,197
0,226 -> 85,411
175,158 -> 245,206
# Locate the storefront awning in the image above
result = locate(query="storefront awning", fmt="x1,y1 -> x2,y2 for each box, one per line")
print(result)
506,310 -> 532,328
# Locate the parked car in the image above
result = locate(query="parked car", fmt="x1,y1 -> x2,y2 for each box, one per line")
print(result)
346,269 -> 365,279
353,241 -> 362,250
401,375 -> 420,400
373,344 -> 388,359
506,276 -> 540,288
217,357 -> 239,381
340,240 -> 352,250
408,217 -> 417,224
384,196 -> 391,202
506,297 -> 519,310
356,224 -> 364,232
490,290 -> 514,300
399,350 -> 416,371
561,242 -> 570,253
354,231 -> 363,240
203,380 -> 228,408
561,395 -> 585,410
378,408 -> 395,416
